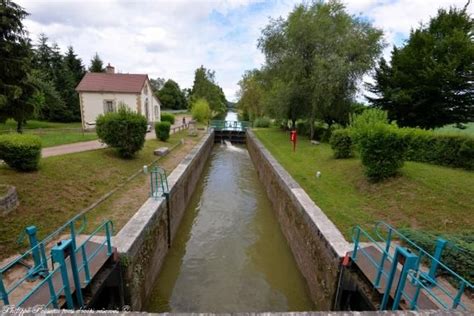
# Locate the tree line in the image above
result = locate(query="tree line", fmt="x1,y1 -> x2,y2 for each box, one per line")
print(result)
237,0 -> 473,135
1,1 -> 229,132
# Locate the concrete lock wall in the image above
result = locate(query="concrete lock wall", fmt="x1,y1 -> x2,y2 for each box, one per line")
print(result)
246,130 -> 352,310
114,131 -> 214,310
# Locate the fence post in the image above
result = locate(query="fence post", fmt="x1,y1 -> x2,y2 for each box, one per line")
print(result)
375,228 -> 392,288
0,273 -> 9,305
51,243 -> 74,309
427,238 -> 447,283
105,223 -> 113,255
351,227 -> 361,260
25,226 -> 42,277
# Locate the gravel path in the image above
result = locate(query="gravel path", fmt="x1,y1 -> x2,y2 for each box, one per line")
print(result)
42,115 -> 192,158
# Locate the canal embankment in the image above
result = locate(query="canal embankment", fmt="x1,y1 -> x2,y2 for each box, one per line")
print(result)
114,131 -> 214,310
246,130 -> 352,309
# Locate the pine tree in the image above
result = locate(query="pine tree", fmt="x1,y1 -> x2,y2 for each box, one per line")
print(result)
367,6 -> 474,129
89,53 -> 105,72
0,0 -> 36,132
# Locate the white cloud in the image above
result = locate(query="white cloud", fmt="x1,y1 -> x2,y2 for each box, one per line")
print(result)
16,0 -> 473,101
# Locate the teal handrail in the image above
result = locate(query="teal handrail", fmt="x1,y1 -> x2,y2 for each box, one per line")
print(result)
351,222 -> 472,311
209,120 -> 249,132
150,166 -> 169,198
0,216 -> 113,308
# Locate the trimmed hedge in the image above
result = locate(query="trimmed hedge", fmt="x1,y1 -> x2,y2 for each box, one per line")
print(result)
0,134 -> 42,171
160,113 -> 175,124
253,117 -> 270,128
357,125 -> 406,181
155,121 -> 171,141
400,128 -> 474,170
398,228 -> 474,288
330,129 -> 353,158
96,107 -> 147,158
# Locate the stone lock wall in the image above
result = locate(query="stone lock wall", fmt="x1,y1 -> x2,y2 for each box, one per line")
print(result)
246,130 -> 352,310
114,132 -> 214,310
0,185 -> 19,216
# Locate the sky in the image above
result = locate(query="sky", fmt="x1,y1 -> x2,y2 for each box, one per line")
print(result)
17,0 -> 473,102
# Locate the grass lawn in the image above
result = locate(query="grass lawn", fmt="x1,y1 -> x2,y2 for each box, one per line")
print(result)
436,122 -> 474,136
1,119 -> 97,147
0,129 -> 202,258
0,119 -> 83,130
254,128 -> 474,240
30,130 -> 98,147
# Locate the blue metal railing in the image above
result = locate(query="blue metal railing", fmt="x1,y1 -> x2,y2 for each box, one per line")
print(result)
0,216 -> 113,308
351,221 -> 473,311
150,166 -> 169,199
209,120 -> 250,132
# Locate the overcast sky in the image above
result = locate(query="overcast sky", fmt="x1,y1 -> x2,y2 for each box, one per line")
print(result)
17,0 -> 473,102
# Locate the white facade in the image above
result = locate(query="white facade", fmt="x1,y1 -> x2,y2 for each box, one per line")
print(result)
79,79 -> 161,129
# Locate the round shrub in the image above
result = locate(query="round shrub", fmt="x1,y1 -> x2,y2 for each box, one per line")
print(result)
0,134 -> 42,171
253,117 -> 270,128
191,98 -> 211,123
330,129 -> 353,159
155,122 -> 171,141
357,125 -> 406,181
160,113 -> 175,124
96,107 -> 147,158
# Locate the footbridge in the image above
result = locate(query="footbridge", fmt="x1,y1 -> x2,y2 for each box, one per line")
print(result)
210,120 -> 250,144
0,214 -> 118,309
343,221 -> 472,312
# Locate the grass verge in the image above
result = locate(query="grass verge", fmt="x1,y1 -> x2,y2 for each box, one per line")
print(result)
254,128 -> 474,239
0,129 -> 203,258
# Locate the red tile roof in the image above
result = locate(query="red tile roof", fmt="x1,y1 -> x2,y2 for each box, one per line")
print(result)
76,73 -> 148,93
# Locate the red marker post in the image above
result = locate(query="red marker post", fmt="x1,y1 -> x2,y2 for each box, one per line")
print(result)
290,130 -> 297,152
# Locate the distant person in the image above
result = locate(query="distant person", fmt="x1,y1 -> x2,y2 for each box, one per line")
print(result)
182,117 -> 186,126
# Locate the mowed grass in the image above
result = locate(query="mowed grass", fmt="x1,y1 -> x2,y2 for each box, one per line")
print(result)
0,119 -> 83,130
31,130 -> 98,147
0,119 -> 97,147
254,128 -> 474,239
0,130 -> 193,258
436,122 -> 474,136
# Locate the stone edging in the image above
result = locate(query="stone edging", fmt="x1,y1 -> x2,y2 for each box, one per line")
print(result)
0,185 -> 19,216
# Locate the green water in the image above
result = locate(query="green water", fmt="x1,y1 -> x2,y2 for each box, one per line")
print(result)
145,144 -> 314,312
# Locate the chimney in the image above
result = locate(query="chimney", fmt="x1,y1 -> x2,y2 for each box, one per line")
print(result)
105,63 -> 115,74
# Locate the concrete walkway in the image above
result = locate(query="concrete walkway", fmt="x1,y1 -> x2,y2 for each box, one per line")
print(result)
42,115 -> 192,158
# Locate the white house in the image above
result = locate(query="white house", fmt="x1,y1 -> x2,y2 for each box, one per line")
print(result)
75,64 -> 161,129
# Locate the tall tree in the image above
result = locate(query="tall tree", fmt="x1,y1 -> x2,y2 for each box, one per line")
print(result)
258,0 -> 383,137
236,69 -> 265,121
149,77 -> 165,94
89,52 -> 105,72
191,66 -> 227,115
64,46 -> 85,84
157,79 -> 187,110
0,0 -> 36,132
367,6 -> 474,129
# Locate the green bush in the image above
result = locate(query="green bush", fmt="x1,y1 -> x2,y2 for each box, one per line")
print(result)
155,122 -> 171,141
160,113 -> 175,124
191,98 -> 211,123
357,125 -> 405,181
96,107 -> 147,158
351,109 -> 405,181
0,134 -> 42,171
398,228 -> 474,288
253,117 -> 270,128
330,129 -> 353,158
400,128 -> 474,170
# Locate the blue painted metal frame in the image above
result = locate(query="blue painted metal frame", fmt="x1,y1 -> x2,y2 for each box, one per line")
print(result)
0,216 -> 113,309
351,221 -> 473,311
150,166 -> 169,199
209,120 -> 250,132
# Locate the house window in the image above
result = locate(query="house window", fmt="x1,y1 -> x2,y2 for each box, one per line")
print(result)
144,84 -> 148,95
154,106 -> 159,120
104,100 -> 115,113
